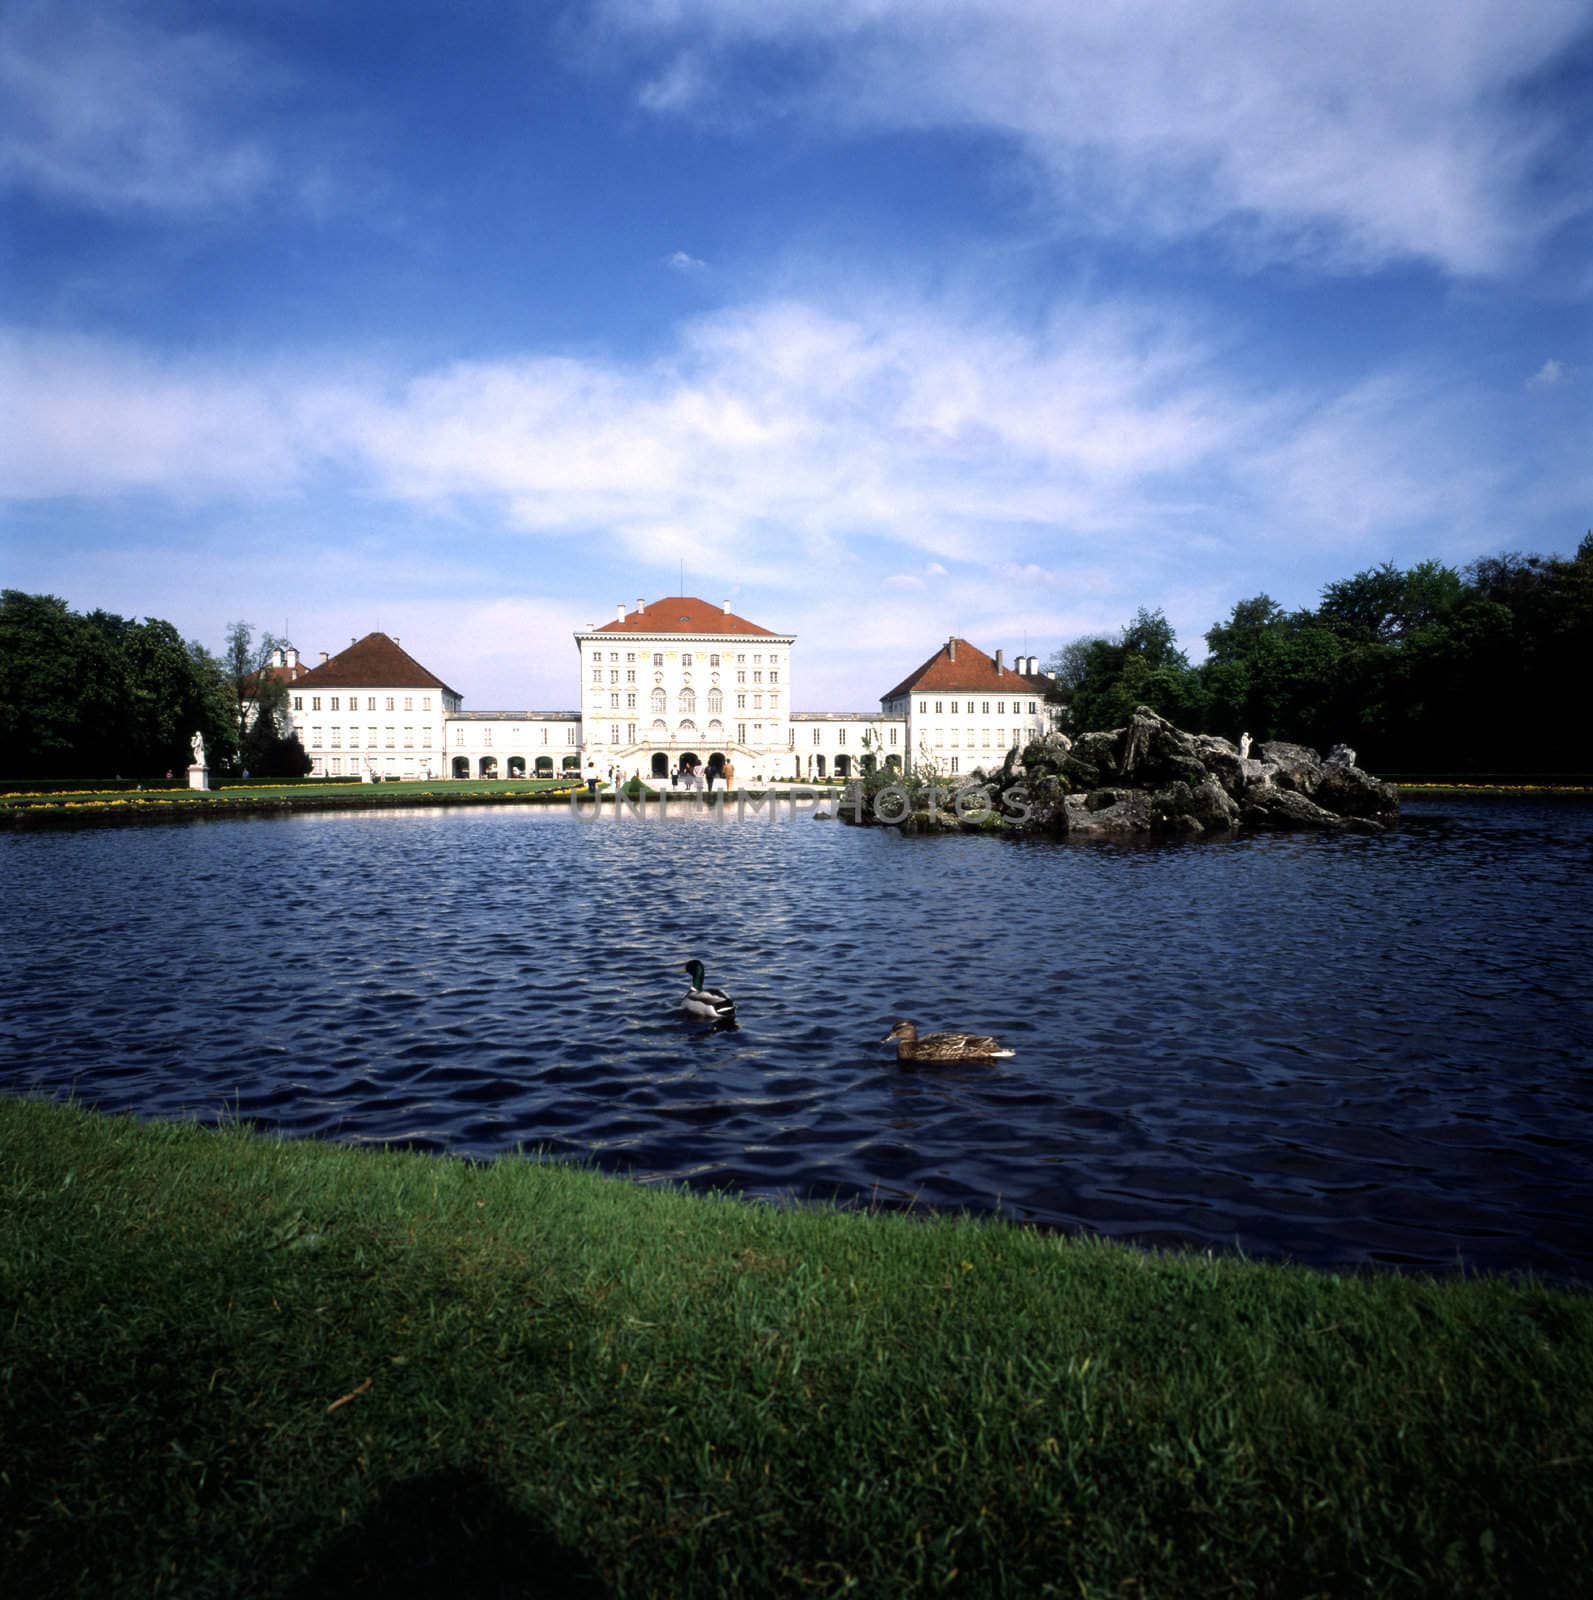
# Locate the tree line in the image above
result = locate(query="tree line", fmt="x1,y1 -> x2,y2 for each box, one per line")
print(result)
1055,534 -> 1593,773
0,592 -> 309,781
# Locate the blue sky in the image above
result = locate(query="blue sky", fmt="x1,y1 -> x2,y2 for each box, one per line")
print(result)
2,0 -> 1589,712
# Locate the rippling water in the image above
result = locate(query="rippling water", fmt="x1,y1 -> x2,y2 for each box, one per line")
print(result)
4,795 -> 1591,1279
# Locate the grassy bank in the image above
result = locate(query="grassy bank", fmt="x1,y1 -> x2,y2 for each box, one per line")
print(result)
0,777 -> 582,829
2,1098 -> 1588,1598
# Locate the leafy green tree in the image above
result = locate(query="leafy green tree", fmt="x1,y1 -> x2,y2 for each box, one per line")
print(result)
1066,608 -> 1206,732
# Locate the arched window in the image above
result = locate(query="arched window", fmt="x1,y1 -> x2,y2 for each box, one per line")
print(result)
678,688 -> 696,714
651,719 -> 667,738
679,719 -> 697,736
650,687 -> 666,713
707,720 -> 723,740
707,688 -> 723,714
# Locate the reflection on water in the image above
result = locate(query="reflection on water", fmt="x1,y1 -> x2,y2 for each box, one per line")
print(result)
3,795 -> 1591,1279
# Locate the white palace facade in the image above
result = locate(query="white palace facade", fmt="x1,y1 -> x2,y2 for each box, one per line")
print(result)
272,595 -> 1058,784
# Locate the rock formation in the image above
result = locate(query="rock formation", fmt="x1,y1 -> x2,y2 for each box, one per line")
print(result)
864,707 -> 1398,839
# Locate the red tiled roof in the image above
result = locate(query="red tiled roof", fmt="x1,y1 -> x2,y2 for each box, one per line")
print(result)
881,639 -> 1038,701
291,633 -> 461,697
241,662 -> 310,694
593,596 -> 778,636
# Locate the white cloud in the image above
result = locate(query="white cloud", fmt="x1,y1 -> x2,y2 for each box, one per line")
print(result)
665,249 -> 708,272
1528,358 -> 1566,387
593,0 -> 1590,277
0,1 -> 336,216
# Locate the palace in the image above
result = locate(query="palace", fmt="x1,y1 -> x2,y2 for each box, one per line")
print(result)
271,596 -> 1058,783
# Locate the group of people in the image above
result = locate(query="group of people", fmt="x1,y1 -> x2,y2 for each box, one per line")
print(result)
584,757 -> 739,793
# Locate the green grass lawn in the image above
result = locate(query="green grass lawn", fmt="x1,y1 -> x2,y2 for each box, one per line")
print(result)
2,1097 -> 1588,1597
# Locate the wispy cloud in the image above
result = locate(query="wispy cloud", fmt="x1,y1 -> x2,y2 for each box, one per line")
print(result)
1528,358 -> 1567,387
0,0 -> 334,216
592,0 -> 1590,277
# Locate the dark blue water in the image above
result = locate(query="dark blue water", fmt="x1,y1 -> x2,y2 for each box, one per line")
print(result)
3,796 -> 1590,1279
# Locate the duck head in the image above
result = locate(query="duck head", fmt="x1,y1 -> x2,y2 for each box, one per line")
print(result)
882,1020 -> 915,1045
682,959 -> 707,989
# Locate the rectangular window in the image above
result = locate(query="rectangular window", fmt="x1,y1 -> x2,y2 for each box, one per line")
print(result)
330,696 -> 340,712
753,671 -> 762,684
769,670 -> 779,684
1030,701 -> 1037,712
610,693 -> 620,708
368,727 -> 378,747
610,723 -> 620,743
950,729 -> 959,747
890,728 -> 898,745
950,701 -> 958,714
331,757 -> 341,775
997,701 -> 1005,715
737,670 -> 746,683
482,727 -> 492,747
330,728 -> 342,748
311,726 -> 322,746
626,693 -> 636,708
950,757 -> 960,773
837,728 -> 846,745
626,669 -> 635,683
610,652 -> 619,662
934,701 -> 942,714
682,653 -> 693,666
423,696 -> 432,711
454,728 -> 465,747
592,668 -> 602,682
405,696 -> 413,711
404,727 -> 414,748
737,694 -> 746,709
982,730 -> 991,747
609,670 -> 618,683
918,700 -> 926,714
753,694 -> 763,710
626,652 -> 635,663
293,696 -> 303,711
982,702 -> 990,714
422,728 -> 432,748
568,727 -> 578,743
753,654 -> 762,664
710,654 -> 720,667
385,727 -> 396,748
653,653 -> 663,666
813,729 -> 821,744
541,727 -> 548,744
312,696 -> 322,711
738,723 -> 746,742
385,697 -> 394,711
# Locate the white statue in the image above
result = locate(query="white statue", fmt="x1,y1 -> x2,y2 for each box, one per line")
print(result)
190,731 -> 206,767
1238,732 -> 1252,762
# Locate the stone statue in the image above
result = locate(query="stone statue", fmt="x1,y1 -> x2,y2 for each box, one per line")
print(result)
190,731 -> 206,767
1238,732 -> 1251,762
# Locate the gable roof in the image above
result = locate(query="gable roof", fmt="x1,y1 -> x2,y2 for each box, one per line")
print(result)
592,596 -> 779,637
291,633 -> 460,698
881,638 -> 1038,701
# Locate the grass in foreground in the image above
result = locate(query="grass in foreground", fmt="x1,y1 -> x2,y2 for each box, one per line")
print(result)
1,1097 -> 1588,1598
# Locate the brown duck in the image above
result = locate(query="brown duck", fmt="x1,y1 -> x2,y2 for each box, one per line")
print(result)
882,1019 -> 1015,1063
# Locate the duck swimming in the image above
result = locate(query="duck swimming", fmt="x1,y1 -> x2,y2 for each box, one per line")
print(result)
681,960 -> 736,1023
882,1019 -> 1013,1063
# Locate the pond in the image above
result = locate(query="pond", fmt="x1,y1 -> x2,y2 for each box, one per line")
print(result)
3,794 -> 1591,1281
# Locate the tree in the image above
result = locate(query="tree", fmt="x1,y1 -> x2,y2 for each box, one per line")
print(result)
226,621 -> 292,756
1066,608 -> 1206,732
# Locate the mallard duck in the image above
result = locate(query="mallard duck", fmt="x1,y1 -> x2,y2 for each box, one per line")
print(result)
681,960 -> 736,1023
882,1019 -> 1013,1062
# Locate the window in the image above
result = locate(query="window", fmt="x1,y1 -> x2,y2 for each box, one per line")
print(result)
950,729 -> 959,748
367,697 -> 377,712
736,654 -> 745,663
421,728 -> 432,748
331,758 -> 341,775
754,654 -> 762,664
1029,700 -> 1037,712
610,693 -> 620,709
312,696 -> 322,711
934,701 -> 942,714
769,671 -> 778,684
405,697 -> 413,711
837,729 -> 846,746
627,722 -> 636,742
626,693 -> 636,709
368,727 -> 378,747
982,702 -> 990,714
386,727 -> 396,747
386,697 -> 395,711
311,726 -> 322,746
997,701 -> 1005,715
769,692 -> 779,708
592,668 -> 602,682
738,723 -> 746,743
293,696 -> 303,710
567,727 -> 579,743
950,701 -> 958,714
330,728 -> 341,748
737,694 -> 746,709
423,697 -> 432,711
626,652 -> 635,663
707,689 -> 723,713
653,653 -> 663,666
982,730 -> 991,747
890,728 -> 898,745
405,727 -> 415,748
609,670 -> 619,684
918,700 -> 926,714
754,671 -> 762,684
626,669 -> 635,683
737,670 -> 746,683
540,728 -> 548,744
330,696 -> 340,712
610,724 -> 620,742
950,757 -> 960,773
679,688 -> 696,714
813,729 -> 821,744
682,653 -> 693,667
710,654 -> 720,667
753,694 -> 763,710
454,727 -> 465,746
651,687 -> 666,713
482,727 -> 493,747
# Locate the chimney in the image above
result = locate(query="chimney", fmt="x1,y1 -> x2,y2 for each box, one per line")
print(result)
722,599 -> 731,614
320,652 -> 329,664
947,637 -> 957,662
286,646 -> 299,668
270,647 -> 284,668
994,649 -> 1004,673
617,603 -> 626,622
636,597 -> 645,613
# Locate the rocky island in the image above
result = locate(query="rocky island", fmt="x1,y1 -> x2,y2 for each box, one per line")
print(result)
847,706 -> 1399,838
